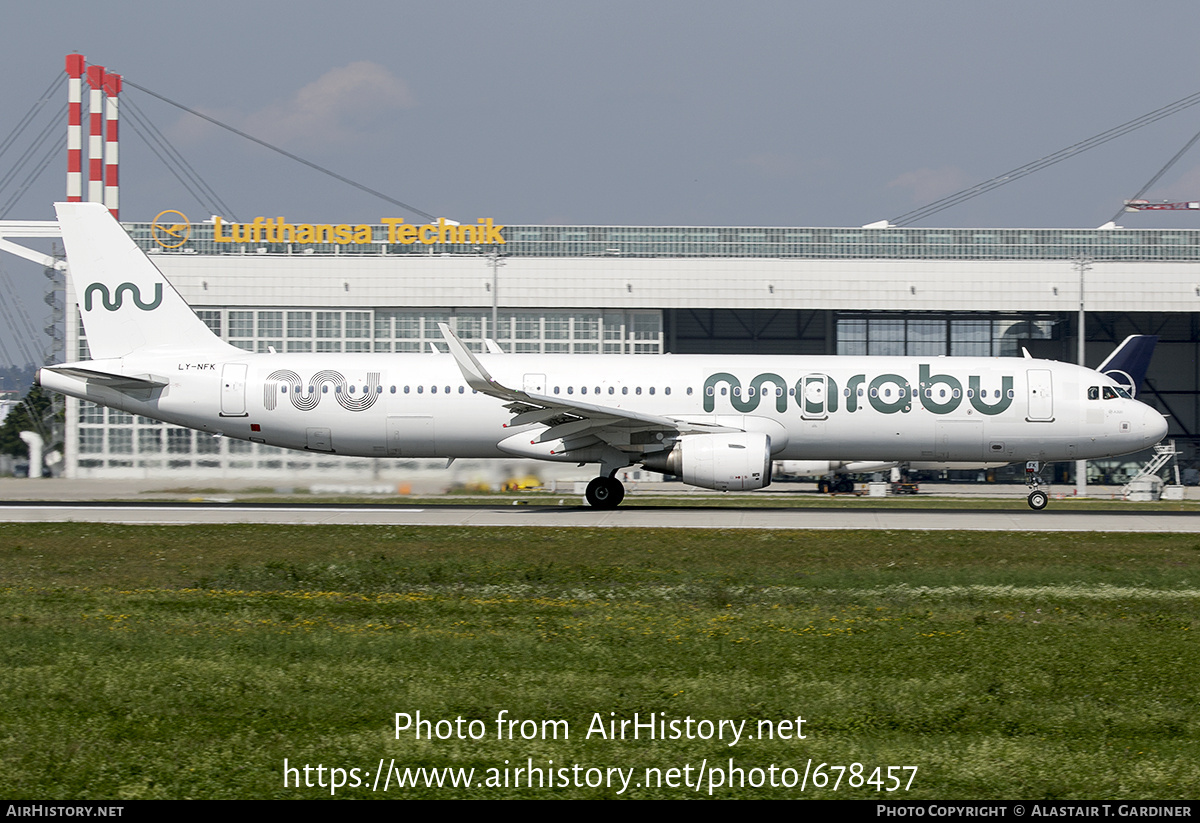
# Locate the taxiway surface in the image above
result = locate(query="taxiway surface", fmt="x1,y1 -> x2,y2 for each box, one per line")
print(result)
0,500 -> 1197,532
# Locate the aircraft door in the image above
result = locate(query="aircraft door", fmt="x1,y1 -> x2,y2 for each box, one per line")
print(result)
935,420 -> 984,460
306,427 -> 332,452
220,363 -> 248,417
523,373 -> 546,395
387,415 -> 435,456
1026,369 -> 1053,421
801,374 -> 829,420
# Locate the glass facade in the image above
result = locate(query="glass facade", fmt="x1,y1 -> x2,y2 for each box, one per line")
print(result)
836,315 -> 1057,357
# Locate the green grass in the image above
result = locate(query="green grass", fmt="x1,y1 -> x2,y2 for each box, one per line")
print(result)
1,524 -> 1198,798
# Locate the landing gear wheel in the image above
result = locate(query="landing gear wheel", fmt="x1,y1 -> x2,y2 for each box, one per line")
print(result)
1027,489 -> 1048,511
835,478 -> 855,494
585,476 -> 625,509
818,479 -> 831,494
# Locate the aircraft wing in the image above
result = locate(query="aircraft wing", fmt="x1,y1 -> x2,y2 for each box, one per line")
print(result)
437,323 -> 734,439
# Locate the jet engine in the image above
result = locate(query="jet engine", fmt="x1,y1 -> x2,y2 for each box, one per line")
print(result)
642,431 -> 773,491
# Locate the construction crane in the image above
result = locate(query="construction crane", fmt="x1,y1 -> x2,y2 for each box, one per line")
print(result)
1124,199 -> 1200,211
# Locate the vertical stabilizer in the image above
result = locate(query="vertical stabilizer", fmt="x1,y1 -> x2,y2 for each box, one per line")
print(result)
1097,335 -> 1158,398
55,201 -> 233,359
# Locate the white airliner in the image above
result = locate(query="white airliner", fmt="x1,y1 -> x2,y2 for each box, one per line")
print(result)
39,202 -> 1168,510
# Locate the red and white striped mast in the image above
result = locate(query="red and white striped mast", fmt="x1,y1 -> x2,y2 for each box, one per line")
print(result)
85,64 -> 105,204
103,71 -> 121,219
65,54 -> 84,202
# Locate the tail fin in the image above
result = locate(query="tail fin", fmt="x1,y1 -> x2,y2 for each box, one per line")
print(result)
1096,334 -> 1158,398
55,202 -> 233,359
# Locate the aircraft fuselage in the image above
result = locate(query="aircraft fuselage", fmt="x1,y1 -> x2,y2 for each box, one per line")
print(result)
41,350 -> 1167,465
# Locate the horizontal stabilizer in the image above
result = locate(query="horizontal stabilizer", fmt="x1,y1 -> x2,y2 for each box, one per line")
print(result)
41,365 -> 168,390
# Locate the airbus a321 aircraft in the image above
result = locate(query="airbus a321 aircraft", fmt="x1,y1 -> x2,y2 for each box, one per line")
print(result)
39,203 -> 1168,510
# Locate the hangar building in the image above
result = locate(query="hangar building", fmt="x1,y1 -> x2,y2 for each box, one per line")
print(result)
45,215 -> 1200,482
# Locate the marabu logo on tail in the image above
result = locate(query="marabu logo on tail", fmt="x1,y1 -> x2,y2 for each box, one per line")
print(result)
84,282 -> 163,312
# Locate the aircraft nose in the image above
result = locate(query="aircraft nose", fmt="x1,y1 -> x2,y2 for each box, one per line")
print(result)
1143,404 -> 1169,446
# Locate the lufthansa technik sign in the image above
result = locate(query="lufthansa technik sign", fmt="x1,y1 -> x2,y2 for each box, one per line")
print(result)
211,216 -> 506,246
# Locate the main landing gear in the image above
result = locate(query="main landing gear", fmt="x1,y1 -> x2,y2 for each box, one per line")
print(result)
585,475 -> 625,509
1025,461 -> 1049,511
819,476 -> 855,494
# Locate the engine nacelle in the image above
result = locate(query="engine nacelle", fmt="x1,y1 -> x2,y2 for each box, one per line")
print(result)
642,432 -> 773,491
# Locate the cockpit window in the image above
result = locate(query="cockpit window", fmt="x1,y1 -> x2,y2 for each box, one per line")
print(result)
1102,386 -> 1118,400
1114,387 -> 1131,399
1088,386 -> 1099,400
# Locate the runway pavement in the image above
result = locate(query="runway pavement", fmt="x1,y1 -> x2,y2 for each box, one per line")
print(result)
0,499 -> 1197,531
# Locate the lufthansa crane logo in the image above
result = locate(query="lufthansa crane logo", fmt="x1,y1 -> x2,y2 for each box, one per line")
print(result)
84,282 -> 163,312
1104,368 -> 1138,398
151,210 -> 191,249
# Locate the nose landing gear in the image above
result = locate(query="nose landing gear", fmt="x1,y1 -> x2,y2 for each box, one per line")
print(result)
1025,461 -> 1050,510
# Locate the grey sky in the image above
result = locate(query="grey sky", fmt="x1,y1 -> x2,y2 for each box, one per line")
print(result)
3,1 -> 1200,366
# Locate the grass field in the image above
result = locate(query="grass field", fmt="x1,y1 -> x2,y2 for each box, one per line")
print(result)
1,522 -> 1197,799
